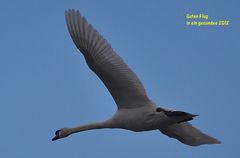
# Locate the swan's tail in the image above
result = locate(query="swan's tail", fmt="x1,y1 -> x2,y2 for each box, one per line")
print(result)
159,122 -> 221,146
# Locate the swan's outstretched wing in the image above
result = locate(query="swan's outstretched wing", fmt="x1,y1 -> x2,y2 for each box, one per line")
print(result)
159,122 -> 221,146
65,9 -> 151,109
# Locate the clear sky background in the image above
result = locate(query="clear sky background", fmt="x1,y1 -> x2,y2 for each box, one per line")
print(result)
1,0 -> 239,157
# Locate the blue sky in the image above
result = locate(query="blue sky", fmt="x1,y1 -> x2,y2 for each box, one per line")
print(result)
1,0 -> 239,157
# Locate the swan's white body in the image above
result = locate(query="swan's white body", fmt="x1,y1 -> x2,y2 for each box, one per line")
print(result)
52,9 -> 221,146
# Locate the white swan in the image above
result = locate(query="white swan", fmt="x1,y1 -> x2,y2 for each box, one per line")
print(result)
52,9 -> 221,146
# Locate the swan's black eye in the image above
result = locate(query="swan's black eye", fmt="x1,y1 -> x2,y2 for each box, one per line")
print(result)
55,130 -> 61,135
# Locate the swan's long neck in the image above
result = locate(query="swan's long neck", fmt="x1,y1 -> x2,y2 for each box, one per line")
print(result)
68,120 -> 113,135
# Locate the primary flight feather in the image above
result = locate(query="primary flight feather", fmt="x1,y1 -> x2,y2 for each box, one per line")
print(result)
52,9 -> 221,146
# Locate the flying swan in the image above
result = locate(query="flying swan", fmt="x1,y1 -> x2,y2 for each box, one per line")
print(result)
52,9 -> 221,146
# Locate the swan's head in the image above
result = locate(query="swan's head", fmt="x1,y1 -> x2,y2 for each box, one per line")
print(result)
52,128 -> 70,141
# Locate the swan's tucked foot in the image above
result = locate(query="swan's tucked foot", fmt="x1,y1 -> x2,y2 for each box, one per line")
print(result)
177,117 -> 194,123
163,111 -> 197,117
163,110 -> 198,123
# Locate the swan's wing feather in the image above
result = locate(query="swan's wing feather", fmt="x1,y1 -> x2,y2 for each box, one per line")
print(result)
159,122 -> 221,146
65,9 -> 151,109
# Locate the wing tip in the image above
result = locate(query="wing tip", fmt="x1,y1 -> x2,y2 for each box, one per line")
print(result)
207,138 -> 222,145
65,8 -> 82,19
190,137 -> 222,146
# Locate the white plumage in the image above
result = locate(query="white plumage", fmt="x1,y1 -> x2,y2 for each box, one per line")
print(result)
52,9 -> 221,146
